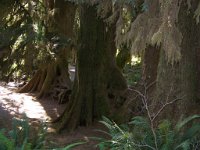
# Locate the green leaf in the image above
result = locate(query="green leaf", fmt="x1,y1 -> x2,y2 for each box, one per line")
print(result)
181,124 -> 200,142
99,116 -> 114,130
175,115 -> 200,131
0,130 -> 14,150
129,116 -> 149,128
175,140 -> 190,150
59,141 -> 87,150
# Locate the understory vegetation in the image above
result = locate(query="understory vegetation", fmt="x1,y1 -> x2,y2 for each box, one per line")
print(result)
0,116 -> 86,150
1,114 -> 200,150
1,0 -> 200,149
123,62 -> 141,86
95,116 -> 200,150
0,116 -> 47,150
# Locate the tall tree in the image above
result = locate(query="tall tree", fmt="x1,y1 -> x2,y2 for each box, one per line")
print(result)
18,0 -> 76,103
117,0 -> 200,120
118,45 -> 160,122
55,3 -> 127,131
154,0 -> 200,119
0,0 -> 36,80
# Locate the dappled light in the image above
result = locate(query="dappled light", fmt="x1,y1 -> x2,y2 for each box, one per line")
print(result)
1,0 -> 200,149
0,82 -> 50,121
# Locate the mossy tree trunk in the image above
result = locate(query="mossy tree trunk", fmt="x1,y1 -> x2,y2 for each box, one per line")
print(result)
142,45 -> 160,87
18,1 -> 76,103
153,1 -> 200,120
118,45 -> 160,122
55,4 -> 127,131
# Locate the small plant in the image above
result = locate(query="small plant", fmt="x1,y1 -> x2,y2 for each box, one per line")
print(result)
94,84 -> 200,150
94,116 -> 200,150
0,129 -> 15,150
0,115 -> 47,150
0,115 -> 87,150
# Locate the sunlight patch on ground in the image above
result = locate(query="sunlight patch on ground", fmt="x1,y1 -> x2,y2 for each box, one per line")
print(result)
0,83 -> 51,121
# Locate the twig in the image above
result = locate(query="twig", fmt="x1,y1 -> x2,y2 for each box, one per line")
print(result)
151,96 -> 184,122
132,82 -> 184,150
133,88 -> 158,150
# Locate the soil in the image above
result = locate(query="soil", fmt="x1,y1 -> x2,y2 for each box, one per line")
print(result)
0,82 -> 108,150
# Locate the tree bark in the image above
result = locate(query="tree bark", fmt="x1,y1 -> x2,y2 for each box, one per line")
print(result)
142,45 -> 160,87
153,1 -> 200,120
118,45 -> 160,122
55,4 -> 127,132
18,1 -> 76,103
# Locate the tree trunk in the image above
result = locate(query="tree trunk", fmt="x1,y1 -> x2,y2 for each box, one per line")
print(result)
118,45 -> 160,122
153,1 -> 200,120
142,45 -> 160,87
18,1 -> 76,103
55,4 -> 127,132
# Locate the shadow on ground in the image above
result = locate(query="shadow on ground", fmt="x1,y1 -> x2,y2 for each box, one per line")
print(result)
0,82 -> 107,149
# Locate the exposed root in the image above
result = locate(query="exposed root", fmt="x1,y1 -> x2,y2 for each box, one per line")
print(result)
17,62 -> 72,104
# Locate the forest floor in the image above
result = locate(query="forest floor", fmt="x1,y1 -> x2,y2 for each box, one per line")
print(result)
0,82 -> 107,149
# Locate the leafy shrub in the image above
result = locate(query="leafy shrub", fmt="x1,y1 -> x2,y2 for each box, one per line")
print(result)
95,116 -> 200,150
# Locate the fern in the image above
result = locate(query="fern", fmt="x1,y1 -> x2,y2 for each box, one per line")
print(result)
0,115 -> 47,150
0,115 -> 87,150
0,129 -> 15,150
57,141 -> 87,150
94,115 -> 200,150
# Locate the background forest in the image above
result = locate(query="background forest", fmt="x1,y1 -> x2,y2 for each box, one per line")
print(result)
1,0 -> 200,149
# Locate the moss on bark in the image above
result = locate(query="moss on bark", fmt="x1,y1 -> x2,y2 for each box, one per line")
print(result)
18,1 -> 76,103
153,1 -> 200,120
55,4 -> 127,132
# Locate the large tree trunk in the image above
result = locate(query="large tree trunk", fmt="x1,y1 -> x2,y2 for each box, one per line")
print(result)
153,1 -> 200,120
142,45 -> 160,87
55,4 -> 127,132
118,45 -> 160,122
18,1 -> 76,103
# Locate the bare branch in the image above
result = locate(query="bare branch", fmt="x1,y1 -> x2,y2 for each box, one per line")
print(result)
151,96 -> 184,122
132,82 -> 184,150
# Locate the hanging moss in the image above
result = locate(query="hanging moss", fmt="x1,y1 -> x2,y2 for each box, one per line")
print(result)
153,1 -> 200,120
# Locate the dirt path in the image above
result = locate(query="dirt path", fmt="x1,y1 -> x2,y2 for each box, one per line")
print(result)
0,82 -> 107,149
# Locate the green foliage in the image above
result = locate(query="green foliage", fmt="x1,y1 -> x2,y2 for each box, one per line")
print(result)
0,1 -> 40,80
123,62 -> 141,86
0,115 -> 87,150
10,116 -> 32,149
94,116 -> 200,150
53,141 -> 87,150
0,129 -> 14,150
30,121 -> 47,149
0,115 -> 47,150
0,0 -> 75,81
